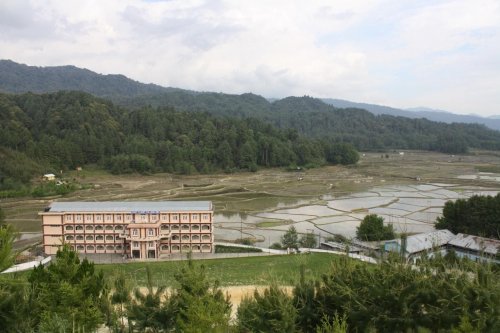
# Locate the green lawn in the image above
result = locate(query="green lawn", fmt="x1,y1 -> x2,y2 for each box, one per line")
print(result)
97,253 -> 343,288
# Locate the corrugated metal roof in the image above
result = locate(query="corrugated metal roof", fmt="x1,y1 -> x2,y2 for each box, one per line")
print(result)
388,230 -> 456,254
47,201 -> 212,212
448,233 -> 499,255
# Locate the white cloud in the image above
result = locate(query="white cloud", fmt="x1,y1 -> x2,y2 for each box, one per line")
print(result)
0,0 -> 499,116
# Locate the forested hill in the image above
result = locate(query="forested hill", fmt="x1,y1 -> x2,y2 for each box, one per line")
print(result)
2,60 -> 500,153
0,91 -> 358,189
0,59 -> 182,98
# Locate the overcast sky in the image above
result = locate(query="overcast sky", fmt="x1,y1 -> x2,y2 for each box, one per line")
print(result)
1,0 -> 499,116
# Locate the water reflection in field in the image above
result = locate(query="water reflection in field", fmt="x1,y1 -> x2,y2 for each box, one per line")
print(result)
214,183 -> 499,246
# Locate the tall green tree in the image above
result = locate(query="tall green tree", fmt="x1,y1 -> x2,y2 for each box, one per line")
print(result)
169,257 -> 231,333
111,272 -> 131,332
237,284 -> 297,333
127,267 -> 172,333
300,232 -> 317,249
356,214 -> 395,241
0,224 -> 16,272
28,244 -> 107,332
281,226 -> 299,251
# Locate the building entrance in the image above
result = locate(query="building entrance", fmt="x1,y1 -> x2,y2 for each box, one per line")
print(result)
132,250 -> 140,259
148,250 -> 156,258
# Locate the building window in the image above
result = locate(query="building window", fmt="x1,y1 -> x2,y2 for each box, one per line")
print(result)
172,245 -> 180,251
171,225 -> 179,231
172,215 -> 178,221
75,225 -> 84,231
115,225 -> 123,231
203,214 -> 208,219
182,214 -> 188,221
76,235 -> 84,241
132,229 -> 138,236
181,224 -> 190,230
65,225 -> 74,231
116,245 -> 122,250
191,225 -> 200,230
193,214 -> 198,220
105,225 -> 114,231
76,214 -> 82,221
85,225 -> 94,231
202,225 -> 210,231
86,215 -> 92,221
192,245 -> 200,251
181,245 -> 190,251
115,235 -> 121,240
116,215 -> 122,221
161,214 -> 167,221
76,245 -> 85,251
96,215 -> 102,221
85,235 -> 94,241
106,245 -> 114,251
132,242 -> 139,248
181,235 -> 189,241
148,242 -> 154,248
151,214 -> 158,221
65,235 -> 74,241
171,235 -> 179,240
105,235 -> 114,241
202,235 -> 210,241
141,214 -> 147,221
97,245 -> 105,250
202,245 -> 211,251
106,215 -> 112,221
148,229 -> 154,236
161,245 -> 169,251
95,225 -> 103,231
66,215 -> 72,221
126,214 -> 132,221
96,235 -> 104,241
192,235 -> 200,241
161,224 -> 169,230
86,245 -> 95,251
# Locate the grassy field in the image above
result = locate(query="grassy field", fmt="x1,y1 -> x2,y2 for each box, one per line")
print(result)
97,253 -> 344,288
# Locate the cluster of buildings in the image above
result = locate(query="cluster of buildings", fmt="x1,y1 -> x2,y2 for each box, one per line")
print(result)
384,230 -> 500,264
40,201 -> 214,259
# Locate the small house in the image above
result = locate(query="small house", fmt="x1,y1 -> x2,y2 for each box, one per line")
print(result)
42,174 -> 56,181
447,234 -> 499,264
384,230 -> 455,262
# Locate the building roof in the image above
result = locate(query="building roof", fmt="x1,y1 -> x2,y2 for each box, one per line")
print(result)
387,229 -> 456,254
448,233 -> 499,256
46,201 -> 212,213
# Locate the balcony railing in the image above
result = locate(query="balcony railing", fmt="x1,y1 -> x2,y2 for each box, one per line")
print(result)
118,231 -> 171,241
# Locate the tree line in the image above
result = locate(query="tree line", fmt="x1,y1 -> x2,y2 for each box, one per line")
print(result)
0,91 -> 359,192
1,240 -> 498,332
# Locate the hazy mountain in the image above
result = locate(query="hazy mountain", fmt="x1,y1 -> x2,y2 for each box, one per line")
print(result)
2,59 -> 500,131
322,98 -> 500,131
0,59 -> 183,98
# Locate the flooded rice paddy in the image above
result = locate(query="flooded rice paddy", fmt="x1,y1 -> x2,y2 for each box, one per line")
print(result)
214,181 -> 499,246
2,151 -> 500,247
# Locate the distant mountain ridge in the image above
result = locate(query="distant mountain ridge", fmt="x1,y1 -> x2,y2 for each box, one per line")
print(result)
0,59 -> 183,98
1,59 -> 500,131
322,98 -> 500,131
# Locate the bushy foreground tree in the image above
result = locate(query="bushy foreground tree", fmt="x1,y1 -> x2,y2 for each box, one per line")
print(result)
28,245 -> 108,332
356,214 -> 395,241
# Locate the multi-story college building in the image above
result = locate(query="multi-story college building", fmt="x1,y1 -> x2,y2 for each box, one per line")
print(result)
40,201 -> 214,259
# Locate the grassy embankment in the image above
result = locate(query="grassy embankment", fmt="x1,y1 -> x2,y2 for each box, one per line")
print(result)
98,252 -> 346,288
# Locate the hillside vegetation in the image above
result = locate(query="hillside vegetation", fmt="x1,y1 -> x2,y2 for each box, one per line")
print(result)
2,60 -> 500,154
0,91 -> 358,190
